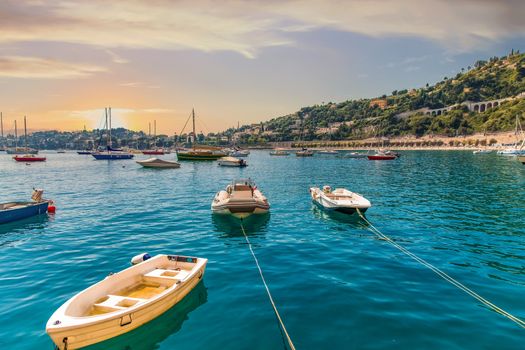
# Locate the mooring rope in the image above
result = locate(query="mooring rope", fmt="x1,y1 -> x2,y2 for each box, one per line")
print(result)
356,209 -> 525,329
239,221 -> 297,350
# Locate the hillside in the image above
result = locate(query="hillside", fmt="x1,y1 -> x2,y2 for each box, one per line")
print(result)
226,51 -> 525,143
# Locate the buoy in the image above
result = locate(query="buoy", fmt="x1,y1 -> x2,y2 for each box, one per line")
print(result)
47,200 -> 56,213
131,253 -> 151,265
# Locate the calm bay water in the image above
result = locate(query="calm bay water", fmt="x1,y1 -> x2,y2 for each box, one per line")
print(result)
0,150 -> 524,349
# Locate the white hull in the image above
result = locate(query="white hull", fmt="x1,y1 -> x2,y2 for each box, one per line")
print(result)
46,255 -> 207,349
211,180 -> 269,218
310,187 -> 371,214
136,158 -> 181,168
217,156 -> 247,167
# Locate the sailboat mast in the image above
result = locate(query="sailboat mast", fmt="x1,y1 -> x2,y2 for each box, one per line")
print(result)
1,112 -> 3,139
108,107 -> 112,148
24,115 -> 28,150
154,120 -> 157,148
192,108 -> 196,149
14,120 -> 18,149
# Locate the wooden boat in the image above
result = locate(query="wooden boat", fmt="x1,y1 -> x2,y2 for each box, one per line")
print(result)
518,155 -> 525,164
142,149 -> 166,155
270,149 -> 290,156
92,108 -> 134,160
0,189 -> 51,224
136,158 -> 180,168
310,186 -> 371,214
211,179 -> 269,218
176,109 -> 226,161
217,156 -> 247,167
13,154 -> 46,162
46,254 -> 207,350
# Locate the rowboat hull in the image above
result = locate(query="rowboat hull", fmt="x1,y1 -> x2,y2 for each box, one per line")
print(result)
47,255 -> 207,350
0,201 -> 49,224
310,187 -> 371,215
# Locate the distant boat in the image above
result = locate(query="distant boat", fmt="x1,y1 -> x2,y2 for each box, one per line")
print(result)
217,156 -> 247,167
518,155 -> 525,165
136,158 -> 181,168
317,149 -> 338,155
46,254 -> 207,350
176,109 -> 226,161
310,185 -> 371,215
0,189 -> 51,224
77,150 -> 92,155
368,150 -> 398,160
497,115 -> 525,156
92,108 -> 134,160
270,149 -> 290,156
296,148 -> 314,157
211,179 -> 269,218
473,149 -> 492,154
142,149 -> 166,155
344,152 -> 368,158
6,118 -> 39,155
142,120 -> 170,155
13,116 -> 46,162
57,150 -> 66,154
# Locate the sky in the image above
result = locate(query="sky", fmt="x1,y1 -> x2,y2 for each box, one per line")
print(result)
0,0 -> 524,135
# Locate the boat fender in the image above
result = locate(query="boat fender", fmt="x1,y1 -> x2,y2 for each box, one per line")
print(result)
131,253 -> 151,265
47,200 -> 56,213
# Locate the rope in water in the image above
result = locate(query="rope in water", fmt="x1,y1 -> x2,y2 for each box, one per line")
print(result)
356,209 -> 525,329
239,220 -> 297,350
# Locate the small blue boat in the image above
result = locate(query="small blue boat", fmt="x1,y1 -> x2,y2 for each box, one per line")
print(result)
0,190 -> 50,224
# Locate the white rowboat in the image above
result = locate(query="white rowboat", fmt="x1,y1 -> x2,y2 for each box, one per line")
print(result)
46,254 -> 207,349
212,179 -> 269,218
310,186 -> 371,214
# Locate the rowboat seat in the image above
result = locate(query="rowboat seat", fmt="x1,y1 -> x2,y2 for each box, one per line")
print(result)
90,295 -> 146,315
143,268 -> 190,286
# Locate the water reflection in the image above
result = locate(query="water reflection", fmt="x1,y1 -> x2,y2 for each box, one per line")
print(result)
211,213 -> 270,238
310,205 -> 370,229
86,281 -> 208,350
0,215 -> 51,246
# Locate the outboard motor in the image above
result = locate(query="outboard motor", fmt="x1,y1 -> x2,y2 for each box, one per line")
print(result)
131,253 -> 151,265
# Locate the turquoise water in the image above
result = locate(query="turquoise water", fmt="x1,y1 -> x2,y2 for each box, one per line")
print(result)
0,151 -> 524,349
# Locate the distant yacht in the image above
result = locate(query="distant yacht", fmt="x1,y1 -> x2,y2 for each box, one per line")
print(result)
92,108 -> 134,160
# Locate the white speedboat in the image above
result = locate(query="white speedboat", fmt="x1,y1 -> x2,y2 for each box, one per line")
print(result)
229,149 -> 250,157
211,179 -> 269,218
46,254 -> 207,350
310,185 -> 371,214
317,149 -> 338,155
473,149 -> 492,154
497,148 -> 525,156
217,156 -> 247,167
136,158 -> 181,168
345,152 -> 368,158
270,149 -> 290,156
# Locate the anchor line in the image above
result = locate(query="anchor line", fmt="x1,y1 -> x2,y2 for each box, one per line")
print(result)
239,221 -> 297,350
355,209 -> 525,329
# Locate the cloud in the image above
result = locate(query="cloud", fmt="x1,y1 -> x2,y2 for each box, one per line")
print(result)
0,56 -> 106,78
119,81 -> 160,88
0,0 -> 523,58
105,49 -> 129,64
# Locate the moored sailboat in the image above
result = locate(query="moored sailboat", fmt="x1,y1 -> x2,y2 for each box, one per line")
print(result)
13,116 -> 46,162
92,108 -> 134,160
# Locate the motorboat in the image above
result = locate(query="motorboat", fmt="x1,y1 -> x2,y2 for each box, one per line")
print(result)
310,185 -> 371,215
211,179 -> 270,218
92,108 -> 134,160
136,158 -> 181,169
296,148 -> 314,157
77,150 -> 93,155
270,149 -> 290,156
217,156 -> 247,167
229,149 -> 250,157
367,150 -> 398,160
497,148 -> 525,156
46,253 -> 207,350
13,154 -> 46,162
345,152 -> 368,158
317,149 -> 338,155
57,150 -> 66,154
473,149 -> 492,154
0,189 -> 53,224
